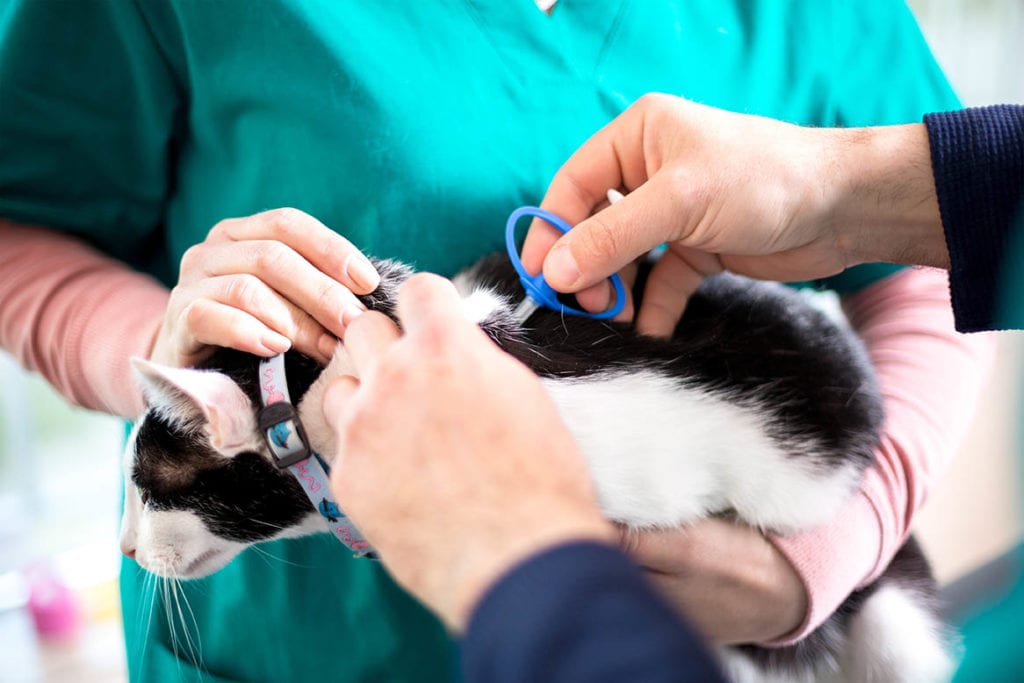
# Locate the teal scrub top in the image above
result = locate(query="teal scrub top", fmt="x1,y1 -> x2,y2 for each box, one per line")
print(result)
0,2 -> 960,681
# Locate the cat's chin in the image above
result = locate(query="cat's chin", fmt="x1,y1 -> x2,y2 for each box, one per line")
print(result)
179,547 -> 238,579
140,546 -> 239,580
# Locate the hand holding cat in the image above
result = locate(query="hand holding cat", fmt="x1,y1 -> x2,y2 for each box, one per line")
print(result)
522,94 -> 945,336
150,208 -> 379,368
619,520 -> 806,644
321,273 -> 615,632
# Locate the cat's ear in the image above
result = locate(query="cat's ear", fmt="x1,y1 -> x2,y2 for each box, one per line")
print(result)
131,358 -> 258,453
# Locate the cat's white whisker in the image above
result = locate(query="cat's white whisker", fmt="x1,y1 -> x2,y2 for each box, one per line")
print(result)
173,578 -> 204,672
249,518 -> 289,531
520,345 -> 552,362
248,544 -> 313,569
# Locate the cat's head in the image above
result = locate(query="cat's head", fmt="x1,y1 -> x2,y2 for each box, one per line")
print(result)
119,354 -> 330,579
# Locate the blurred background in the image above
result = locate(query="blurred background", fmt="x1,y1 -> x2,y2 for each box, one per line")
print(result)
0,1 -> 1022,681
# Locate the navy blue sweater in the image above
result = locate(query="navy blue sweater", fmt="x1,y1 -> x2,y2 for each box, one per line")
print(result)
925,105 -> 1024,332
462,542 -> 726,682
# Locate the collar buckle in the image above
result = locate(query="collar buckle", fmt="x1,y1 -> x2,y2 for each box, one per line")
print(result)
257,401 -> 311,469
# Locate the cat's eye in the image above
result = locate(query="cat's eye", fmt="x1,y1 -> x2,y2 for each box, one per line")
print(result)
138,488 -> 151,507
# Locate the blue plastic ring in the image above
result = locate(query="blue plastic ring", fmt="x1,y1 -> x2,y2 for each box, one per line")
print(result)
505,206 -> 626,320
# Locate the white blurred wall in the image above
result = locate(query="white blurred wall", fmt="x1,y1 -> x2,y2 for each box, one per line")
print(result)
908,0 -> 1024,583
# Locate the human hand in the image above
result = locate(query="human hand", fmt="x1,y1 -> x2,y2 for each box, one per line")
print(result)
322,274 -> 615,632
522,94 -> 943,336
150,208 -> 379,368
620,518 -> 806,644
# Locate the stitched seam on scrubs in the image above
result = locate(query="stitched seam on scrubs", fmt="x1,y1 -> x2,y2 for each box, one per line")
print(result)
459,1 -> 524,86
592,0 -> 631,77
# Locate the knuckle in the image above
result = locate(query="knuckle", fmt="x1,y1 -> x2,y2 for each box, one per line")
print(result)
181,299 -> 211,330
252,241 -> 290,273
561,170 -> 604,213
635,92 -> 672,115
224,274 -> 264,311
313,279 -> 340,311
178,244 -> 205,275
264,207 -> 304,237
634,92 -> 662,110
206,219 -> 229,241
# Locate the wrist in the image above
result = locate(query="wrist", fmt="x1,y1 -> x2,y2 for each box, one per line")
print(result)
823,124 -> 948,269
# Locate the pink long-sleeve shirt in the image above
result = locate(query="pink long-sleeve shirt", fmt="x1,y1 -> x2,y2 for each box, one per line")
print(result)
0,219 -> 994,642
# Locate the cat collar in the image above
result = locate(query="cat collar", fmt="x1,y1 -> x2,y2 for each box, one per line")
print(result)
257,354 -> 376,559
505,206 -> 627,323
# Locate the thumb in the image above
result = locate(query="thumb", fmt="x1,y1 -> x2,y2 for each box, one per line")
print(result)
542,173 -> 689,292
396,272 -> 470,338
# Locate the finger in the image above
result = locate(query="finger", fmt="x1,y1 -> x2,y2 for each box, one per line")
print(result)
207,208 -> 381,293
541,172 -> 690,293
342,311 -> 401,375
521,110 -> 650,275
184,240 -> 367,338
617,525 -> 697,571
394,273 -> 472,339
180,299 -> 294,359
635,250 -> 706,338
188,275 -> 335,362
323,375 -> 361,494
573,260 -> 637,322
322,375 -> 359,430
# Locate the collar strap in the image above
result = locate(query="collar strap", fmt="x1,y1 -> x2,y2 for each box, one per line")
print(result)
257,354 -> 376,559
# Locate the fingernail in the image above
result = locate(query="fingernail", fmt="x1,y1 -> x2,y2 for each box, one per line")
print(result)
345,255 -> 380,291
261,332 -> 291,354
546,245 -> 581,288
318,333 -> 337,359
341,305 -> 365,327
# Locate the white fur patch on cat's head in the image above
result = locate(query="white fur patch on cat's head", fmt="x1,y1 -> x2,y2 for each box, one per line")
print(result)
131,357 -> 261,455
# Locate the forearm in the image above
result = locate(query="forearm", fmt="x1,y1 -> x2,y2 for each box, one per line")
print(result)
0,219 -> 168,418
767,267 -> 994,644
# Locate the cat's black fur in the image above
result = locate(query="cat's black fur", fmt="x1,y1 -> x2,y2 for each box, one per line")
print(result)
129,254 -> 949,681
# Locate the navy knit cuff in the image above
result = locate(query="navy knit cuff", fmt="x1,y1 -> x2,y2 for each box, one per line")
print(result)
924,105 -> 1024,332
462,541 -> 724,683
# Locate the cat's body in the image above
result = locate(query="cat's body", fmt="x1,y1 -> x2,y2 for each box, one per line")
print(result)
121,255 -> 954,682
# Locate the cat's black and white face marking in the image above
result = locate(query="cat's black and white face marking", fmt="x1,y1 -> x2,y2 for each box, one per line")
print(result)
119,359 -> 324,578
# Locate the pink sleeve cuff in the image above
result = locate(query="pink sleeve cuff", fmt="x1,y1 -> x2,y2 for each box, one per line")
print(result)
0,219 -> 169,418
761,267 -> 995,646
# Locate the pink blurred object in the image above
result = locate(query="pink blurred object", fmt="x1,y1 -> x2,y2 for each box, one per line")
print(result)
26,571 -> 81,639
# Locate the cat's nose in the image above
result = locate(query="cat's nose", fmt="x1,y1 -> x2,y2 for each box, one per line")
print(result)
120,541 -> 137,560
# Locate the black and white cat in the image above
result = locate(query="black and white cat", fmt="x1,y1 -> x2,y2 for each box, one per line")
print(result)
120,254 -> 954,682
